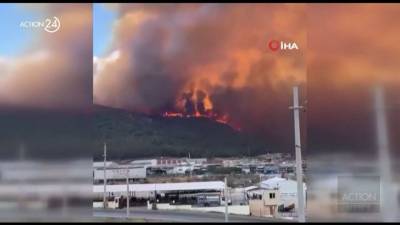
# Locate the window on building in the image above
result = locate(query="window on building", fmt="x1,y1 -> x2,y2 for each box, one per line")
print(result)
269,193 -> 275,199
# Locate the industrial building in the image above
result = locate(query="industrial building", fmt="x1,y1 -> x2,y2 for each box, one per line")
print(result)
93,181 -> 226,209
93,166 -> 146,184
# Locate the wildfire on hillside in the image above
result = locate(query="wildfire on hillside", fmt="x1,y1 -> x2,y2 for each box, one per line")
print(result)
92,4 -> 307,144
161,89 -> 241,131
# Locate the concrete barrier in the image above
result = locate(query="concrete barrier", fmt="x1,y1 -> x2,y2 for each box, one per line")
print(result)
191,205 -> 250,215
151,203 -> 250,215
94,201 -> 250,216
93,201 -> 117,209
156,203 -> 192,210
93,202 -> 103,208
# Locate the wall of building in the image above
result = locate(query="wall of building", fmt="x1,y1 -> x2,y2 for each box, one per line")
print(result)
249,190 -> 279,217
249,200 -> 277,217
93,166 -> 146,180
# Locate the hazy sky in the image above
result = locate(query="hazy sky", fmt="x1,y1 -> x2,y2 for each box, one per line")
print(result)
93,3 -> 117,57
0,3 -> 93,110
0,4 -> 42,57
0,3 -> 111,57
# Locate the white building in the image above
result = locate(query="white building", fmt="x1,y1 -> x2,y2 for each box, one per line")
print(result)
260,177 -> 306,209
156,157 -> 187,167
162,164 -> 193,175
93,165 -> 146,182
222,158 -> 241,167
242,167 -> 251,174
130,159 -> 157,168
93,161 -> 116,169
93,181 -> 225,193
186,158 -> 207,166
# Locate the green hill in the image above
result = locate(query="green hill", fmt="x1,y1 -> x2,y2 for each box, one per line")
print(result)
92,105 -> 269,160
0,105 -> 270,160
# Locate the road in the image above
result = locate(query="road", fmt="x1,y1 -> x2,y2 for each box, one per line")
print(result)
0,208 -> 97,222
93,207 -> 290,222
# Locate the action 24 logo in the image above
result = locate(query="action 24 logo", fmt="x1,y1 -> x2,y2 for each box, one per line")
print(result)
268,40 -> 299,52
20,16 -> 61,33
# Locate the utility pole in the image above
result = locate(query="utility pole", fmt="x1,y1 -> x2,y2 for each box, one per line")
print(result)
19,143 -> 25,161
224,176 -> 229,222
103,143 -> 107,209
289,86 -> 305,222
126,168 -> 130,218
18,143 -> 25,210
373,86 -> 397,222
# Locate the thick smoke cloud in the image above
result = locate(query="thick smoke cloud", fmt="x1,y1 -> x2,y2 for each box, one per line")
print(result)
94,4 -> 307,151
307,4 -> 400,155
0,4 -> 92,111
